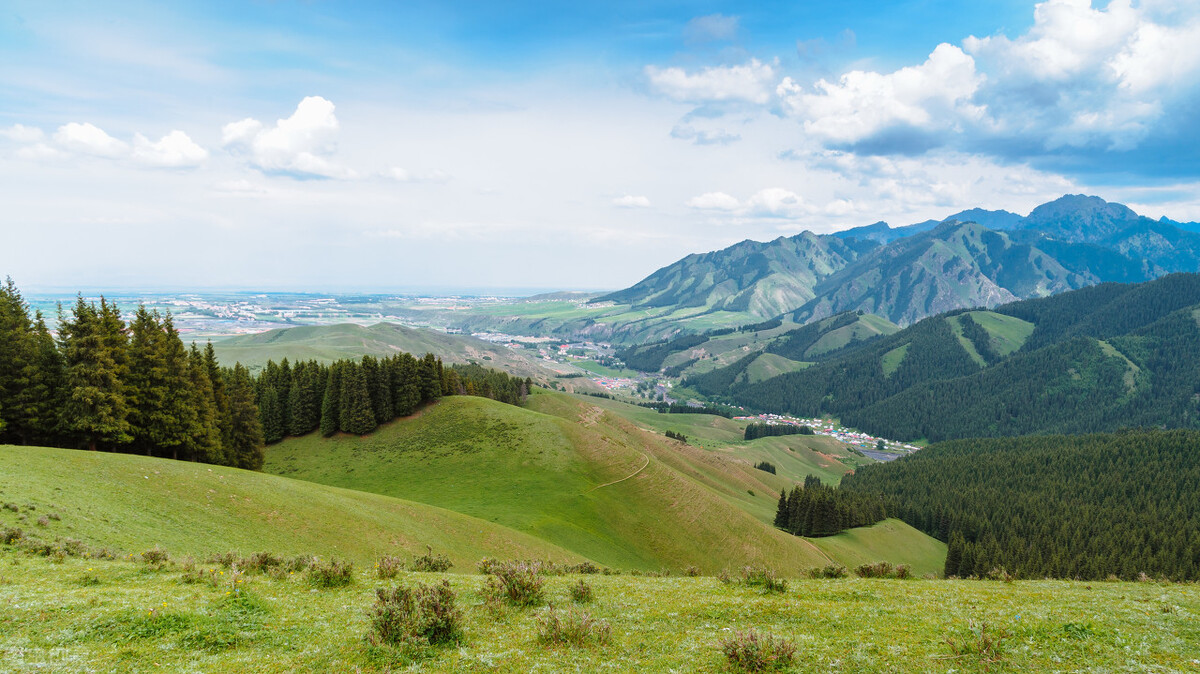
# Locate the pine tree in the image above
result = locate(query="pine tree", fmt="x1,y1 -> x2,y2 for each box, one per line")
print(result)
186,344 -> 223,463
204,342 -> 233,458
226,363 -> 264,469
320,362 -> 342,437
22,312 -> 64,445
944,532 -> 964,577
58,296 -> 132,451
338,362 -> 376,435
125,306 -> 169,456
258,385 -> 284,444
0,277 -> 34,444
773,490 -> 789,529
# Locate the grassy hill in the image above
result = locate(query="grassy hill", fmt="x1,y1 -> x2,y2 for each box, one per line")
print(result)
264,392 -> 940,574
0,445 -> 578,568
3,550 -> 1194,672
212,322 -> 553,379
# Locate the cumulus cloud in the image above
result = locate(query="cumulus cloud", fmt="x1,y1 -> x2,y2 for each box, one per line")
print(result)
746,188 -> 810,217
686,191 -> 741,211
54,122 -> 129,157
777,43 -> 984,152
133,130 -> 207,167
646,59 -> 776,104
0,124 -> 45,143
222,96 -> 353,179
612,195 -> 651,208
670,124 -> 740,145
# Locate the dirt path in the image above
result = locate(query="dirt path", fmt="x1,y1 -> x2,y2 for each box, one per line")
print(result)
586,452 -> 650,493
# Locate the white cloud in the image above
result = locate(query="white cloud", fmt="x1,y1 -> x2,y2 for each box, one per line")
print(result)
54,122 -> 128,157
132,130 -> 207,167
686,191 -> 740,211
222,96 -> 353,178
777,43 -> 984,147
384,167 -> 450,183
684,14 -> 739,43
612,194 -> 651,208
15,143 -> 64,161
670,124 -> 740,145
746,187 -> 809,217
221,118 -> 262,146
0,124 -> 45,143
646,59 -> 776,104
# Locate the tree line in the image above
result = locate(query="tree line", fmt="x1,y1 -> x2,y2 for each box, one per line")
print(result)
1,279 -> 535,468
744,423 -> 812,440
840,429 -> 1200,580
0,280 -> 264,468
773,475 -> 886,538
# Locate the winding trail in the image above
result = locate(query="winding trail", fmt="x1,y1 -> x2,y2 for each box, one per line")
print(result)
586,452 -> 650,493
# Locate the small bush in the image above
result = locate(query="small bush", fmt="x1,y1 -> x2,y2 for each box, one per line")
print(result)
741,567 -> 788,594
481,560 -> 545,607
376,555 -> 405,579
210,552 -> 238,568
47,512 -> 61,521
568,579 -> 594,604
367,581 -> 463,650
2,503 -> 17,513
718,568 -> 733,585
567,561 -> 600,575
855,561 -> 894,578
243,552 -> 282,574
894,564 -> 911,579
753,461 -> 776,474
284,555 -> 314,573
410,550 -> 453,573
944,620 -> 1010,669
985,567 -> 1013,583
1,527 -> 23,545
721,629 -> 797,672
807,564 -> 847,579
536,607 -> 611,647
684,566 -> 701,577
308,559 -> 355,588
35,516 -> 49,527
181,567 -> 219,586
141,547 -> 169,568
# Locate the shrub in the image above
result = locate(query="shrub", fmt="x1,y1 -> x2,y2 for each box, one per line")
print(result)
1,527 -> 23,545
721,629 -> 797,672
684,566 -> 701,577
243,552 -> 282,574
944,620 -> 1010,669
567,561 -> 600,575
2,503 -> 17,513
985,567 -> 1013,583
284,555 -> 314,573
481,560 -> 545,607
35,516 -> 49,527
854,561 -> 895,579
807,564 -> 848,579
410,549 -> 453,573
308,559 -> 355,588
568,579 -> 594,604
753,461 -> 776,474
741,567 -> 788,594
894,564 -> 911,579
47,512 -> 61,521
210,552 -> 238,568
141,547 -> 169,568
181,568 -> 219,586
367,581 -> 463,650
377,555 -> 405,579
536,606 -> 611,647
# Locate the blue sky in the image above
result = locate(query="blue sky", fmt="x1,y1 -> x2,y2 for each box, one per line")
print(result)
2,0 -> 1198,291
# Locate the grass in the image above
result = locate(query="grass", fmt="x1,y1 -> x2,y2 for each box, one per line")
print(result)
0,444 -> 578,568
212,322 -> 551,379
3,550 -> 1197,672
966,311 -> 1036,357
743,353 -> 811,384
265,393 -> 846,573
881,343 -> 909,377
948,316 -> 988,367
810,519 -> 946,578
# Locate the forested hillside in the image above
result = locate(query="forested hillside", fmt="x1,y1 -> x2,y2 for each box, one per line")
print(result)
840,430 -> 1200,580
729,274 -> 1200,441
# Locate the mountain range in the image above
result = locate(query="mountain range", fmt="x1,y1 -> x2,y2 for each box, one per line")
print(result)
595,195 -> 1200,328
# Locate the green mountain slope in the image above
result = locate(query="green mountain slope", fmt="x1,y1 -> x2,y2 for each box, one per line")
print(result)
212,322 -> 552,379
0,444 -> 579,567
731,274 -> 1200,442
263,392 -> 941,573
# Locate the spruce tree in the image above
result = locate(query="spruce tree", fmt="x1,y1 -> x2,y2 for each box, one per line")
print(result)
22,312 -> 64,445
204,342 -> 233,458
125,306 -> 169,456
186,344 -> 223,463
226,363 -> 265,469
320,362 -> 342,437
338,362 -> 376,435
58,296 -> 132,451
0,277 -> 34,444
258,385 -> 284,444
